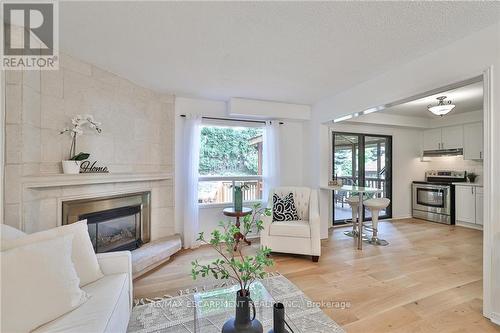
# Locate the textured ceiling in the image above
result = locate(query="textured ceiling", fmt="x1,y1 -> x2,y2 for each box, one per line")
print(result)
59,2 -> 500,105
382,81 -> 483,118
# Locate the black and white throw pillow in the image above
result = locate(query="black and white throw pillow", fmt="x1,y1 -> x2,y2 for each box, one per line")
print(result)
273,193 -> 300,222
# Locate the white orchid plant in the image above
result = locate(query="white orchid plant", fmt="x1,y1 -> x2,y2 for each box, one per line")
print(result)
59,114 -> 102,161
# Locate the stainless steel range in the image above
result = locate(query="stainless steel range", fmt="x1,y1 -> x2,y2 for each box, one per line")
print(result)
412,170 -> 466,224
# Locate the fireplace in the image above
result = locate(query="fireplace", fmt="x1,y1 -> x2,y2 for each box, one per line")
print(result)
62,192 -> 151,253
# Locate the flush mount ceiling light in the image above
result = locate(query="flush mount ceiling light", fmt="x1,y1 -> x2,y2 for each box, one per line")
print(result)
427,96 -> 456,116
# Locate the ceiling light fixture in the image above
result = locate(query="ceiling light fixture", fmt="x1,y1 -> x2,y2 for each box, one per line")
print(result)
427,96 -> 455,116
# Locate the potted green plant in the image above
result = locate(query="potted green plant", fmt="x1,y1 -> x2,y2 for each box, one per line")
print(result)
467,172 -> 477,183
191,203 -> 273,333
60,115 -> 101,174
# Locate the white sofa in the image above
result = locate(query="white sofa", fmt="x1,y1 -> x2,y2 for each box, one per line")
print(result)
261,187 -> 321,261
1,225 -> 133,333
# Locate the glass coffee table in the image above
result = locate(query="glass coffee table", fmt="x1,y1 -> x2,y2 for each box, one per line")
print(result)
128,275 -> 344,333
193,281 -> 300,332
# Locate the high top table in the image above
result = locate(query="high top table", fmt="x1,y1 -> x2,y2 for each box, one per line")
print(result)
321,185 -> 382,250
223,207 -> 253,249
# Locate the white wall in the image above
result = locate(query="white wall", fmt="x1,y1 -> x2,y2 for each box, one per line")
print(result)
229,98 -> 311,120
174,97 -> 307,240
308,22 -> 500,322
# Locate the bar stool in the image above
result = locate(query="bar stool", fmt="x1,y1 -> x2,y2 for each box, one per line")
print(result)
363,198 -> 390,246
344,196 -> 360,237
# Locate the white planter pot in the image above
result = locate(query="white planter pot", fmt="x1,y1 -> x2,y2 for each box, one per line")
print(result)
62,160 -> 82,174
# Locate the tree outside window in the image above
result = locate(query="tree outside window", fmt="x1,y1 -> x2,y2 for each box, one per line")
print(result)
198,125 -> 264,205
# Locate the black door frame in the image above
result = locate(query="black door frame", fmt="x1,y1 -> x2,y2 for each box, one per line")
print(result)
332,131 -> 393,224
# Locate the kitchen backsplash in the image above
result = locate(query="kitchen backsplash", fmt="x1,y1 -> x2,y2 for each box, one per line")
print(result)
423,155 -> 483,183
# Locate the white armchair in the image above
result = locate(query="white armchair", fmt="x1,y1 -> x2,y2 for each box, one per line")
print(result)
260,187 -> 321,262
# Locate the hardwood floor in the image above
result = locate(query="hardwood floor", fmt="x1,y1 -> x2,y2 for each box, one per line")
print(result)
133,218 -> 500,332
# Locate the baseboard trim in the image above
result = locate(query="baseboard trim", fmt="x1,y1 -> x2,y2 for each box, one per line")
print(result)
490,312 -> 500,326
390,215 -> 413,220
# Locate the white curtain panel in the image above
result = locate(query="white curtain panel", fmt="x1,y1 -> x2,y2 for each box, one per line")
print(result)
263,121 -> 281,203
182,114 -> 202,249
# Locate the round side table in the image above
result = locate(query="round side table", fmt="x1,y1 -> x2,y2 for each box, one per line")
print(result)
223,207 -> 252,247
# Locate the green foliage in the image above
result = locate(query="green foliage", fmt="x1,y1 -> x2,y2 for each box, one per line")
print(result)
70,152 -> 90,161
199,126 -> 262,176
191,203 -> 273,293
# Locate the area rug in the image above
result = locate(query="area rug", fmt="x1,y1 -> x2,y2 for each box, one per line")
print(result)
128,273 -> 345,333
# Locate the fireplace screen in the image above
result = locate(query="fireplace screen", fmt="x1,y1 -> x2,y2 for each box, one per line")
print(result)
81,205 -> 142,253
62,192 -> 150,253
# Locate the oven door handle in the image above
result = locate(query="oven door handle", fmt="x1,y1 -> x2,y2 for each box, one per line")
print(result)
413,184 -> 450,190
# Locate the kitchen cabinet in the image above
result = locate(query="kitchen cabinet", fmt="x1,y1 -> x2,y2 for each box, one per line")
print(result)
441,125 -> 463,149
463,122 -> 483,160
423,128 -> 442,150
455,186 -> 475,224
423,125 -> 463,151
475,187 -> 483,225
455,185 -> 483,228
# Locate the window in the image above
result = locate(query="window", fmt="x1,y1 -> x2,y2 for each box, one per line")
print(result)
198,122 -> 264,205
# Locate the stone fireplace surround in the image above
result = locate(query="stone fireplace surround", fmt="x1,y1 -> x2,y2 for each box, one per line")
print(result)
20,172 -> 174,241
19,172 -> 182,278
3,51 -> 179,276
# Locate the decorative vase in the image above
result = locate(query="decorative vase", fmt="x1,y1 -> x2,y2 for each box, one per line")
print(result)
268,303 -> 288,333
234,187 -> 243,212
222,290 -> 263,333
62,160 -> 82,174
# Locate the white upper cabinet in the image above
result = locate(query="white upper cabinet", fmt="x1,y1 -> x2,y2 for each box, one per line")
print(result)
423,125 -> 463,150
441,125 -> 464,149
463,122 -> 484,160
423,128 -> 442,150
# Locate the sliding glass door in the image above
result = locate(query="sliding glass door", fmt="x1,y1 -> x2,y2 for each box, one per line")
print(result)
332,132 -> 392,225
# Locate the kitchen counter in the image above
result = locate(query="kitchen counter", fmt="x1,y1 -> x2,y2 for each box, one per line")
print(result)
453,182 -> 483,187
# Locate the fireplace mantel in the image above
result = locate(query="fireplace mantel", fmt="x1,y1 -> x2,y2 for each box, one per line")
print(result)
22,172 -> 173,189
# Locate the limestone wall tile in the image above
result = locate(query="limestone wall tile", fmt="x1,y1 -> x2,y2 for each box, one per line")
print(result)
4,53 -> 175,238
41,129 -> 63,162
38,198 -> 58,230
23,187 -> 62,202
23,70 -> 41,92
4,204 -> 22,229
41,69 -> 64,98
5,84 -> 22,124
6,125 -> 22,164
22,85 -> 41,126
91,65 -> 122,88
5,164 -> 22,204
5,71 -> 22,84
22,163 -> 40,176
79,135 -> 114,163
23,200 -> 41,232
61,183 -> 115,198
41,94 -> 66,130
39,162 -> 61,174
60,53 -> 91,76
152,186 -> 174,208
21,124 -> 41,162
